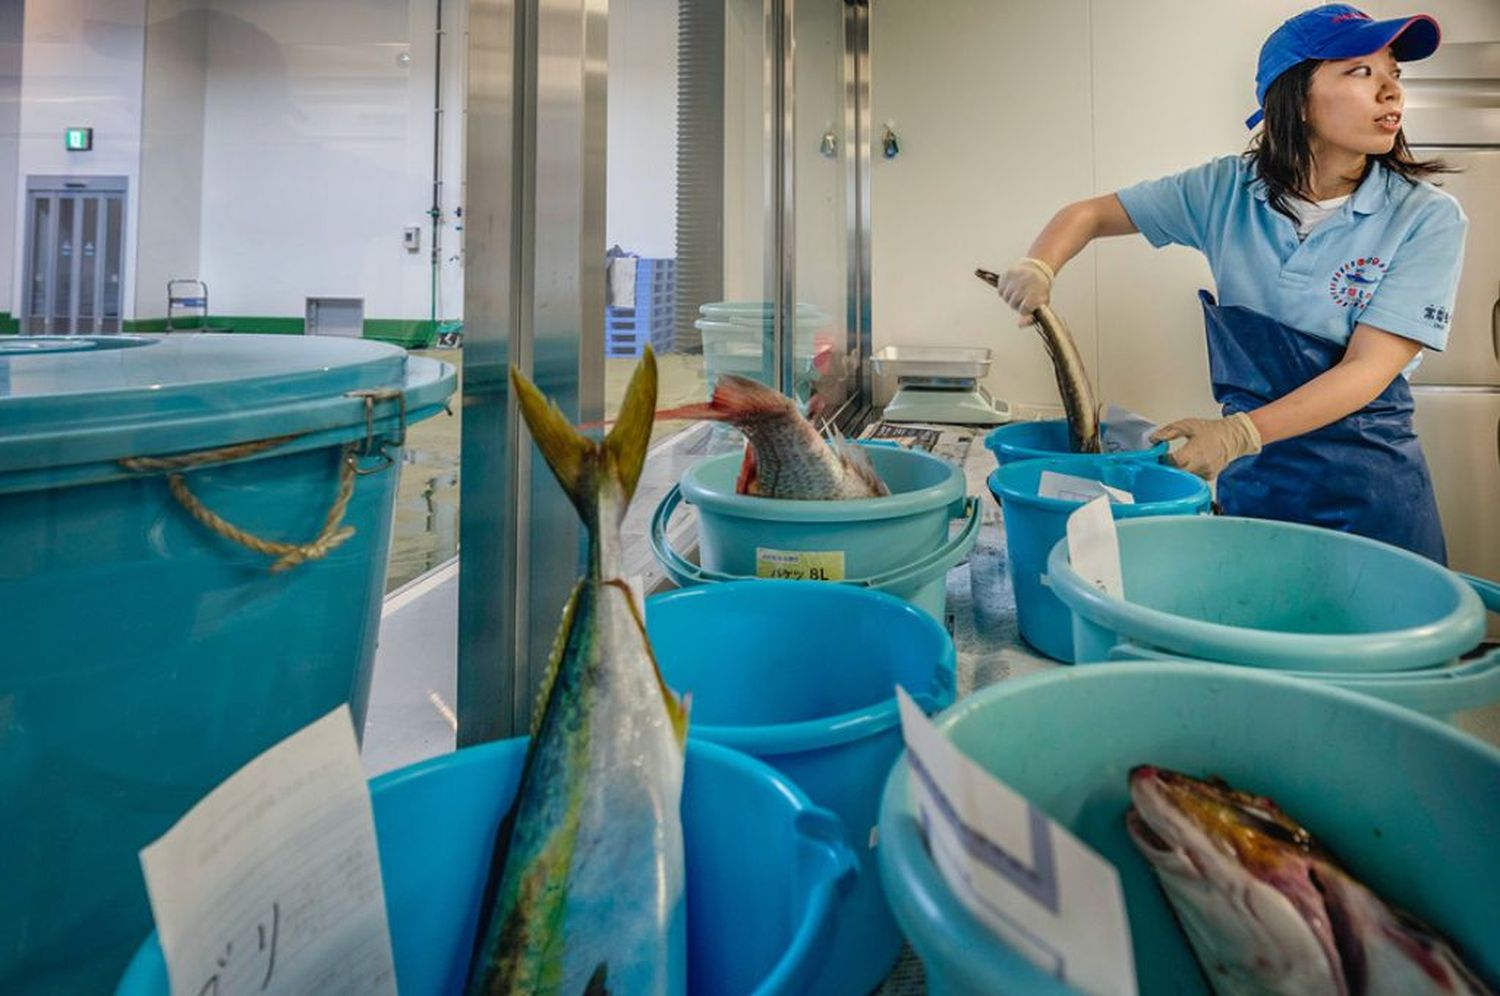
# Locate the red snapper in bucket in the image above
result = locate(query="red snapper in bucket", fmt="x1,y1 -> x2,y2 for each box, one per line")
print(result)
660,374 -> 889,499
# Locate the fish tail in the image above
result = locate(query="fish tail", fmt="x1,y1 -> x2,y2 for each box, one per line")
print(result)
511,348 -> 659,514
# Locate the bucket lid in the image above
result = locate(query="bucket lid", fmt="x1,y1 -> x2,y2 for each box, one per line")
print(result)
0,334 -> 437,475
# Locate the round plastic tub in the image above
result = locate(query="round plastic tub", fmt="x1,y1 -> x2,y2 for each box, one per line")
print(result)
650,443 -> 981,621
988,458 -> 1211,661
983,419 -> 1166,467
117,738 -> 857,996
1046,516 -> 1500,718
878,664 -> 1500,994
646,580 -> 956,995
0,334 -> 455,994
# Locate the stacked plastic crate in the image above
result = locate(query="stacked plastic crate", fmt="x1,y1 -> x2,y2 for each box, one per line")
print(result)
605,257 -> 676,357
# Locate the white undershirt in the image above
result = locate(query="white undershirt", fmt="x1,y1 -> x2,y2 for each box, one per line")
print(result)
1288,194 -> 1351,240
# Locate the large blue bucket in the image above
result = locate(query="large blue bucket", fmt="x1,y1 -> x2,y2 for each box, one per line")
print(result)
646,580 -> 956,995
983,419 -> 1167,467
878,665 -> 1500,994
1045,516 -> 1500,718
0,334 -> 455,994
117,738 -> 857,996
988,458 -> 1211,661
651,443 -> 980,621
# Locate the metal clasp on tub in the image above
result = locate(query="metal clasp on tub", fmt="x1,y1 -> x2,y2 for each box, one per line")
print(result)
346,388 -> 407,475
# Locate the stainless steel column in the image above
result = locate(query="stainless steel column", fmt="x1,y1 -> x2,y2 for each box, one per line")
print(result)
843,0 -> 872,403
765,0 -> 795,394
459,0 -> 607,744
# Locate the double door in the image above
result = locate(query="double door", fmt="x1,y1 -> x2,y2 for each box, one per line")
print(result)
23,177 -> 126,334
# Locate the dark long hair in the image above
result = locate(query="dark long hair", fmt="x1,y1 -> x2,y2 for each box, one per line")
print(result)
1245,59 -> 1455,224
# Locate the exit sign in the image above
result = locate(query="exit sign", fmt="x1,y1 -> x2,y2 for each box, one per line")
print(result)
64,127 -> 92,151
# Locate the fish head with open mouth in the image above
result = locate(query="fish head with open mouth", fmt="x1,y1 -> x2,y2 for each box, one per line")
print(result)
1127,765 -> 1349,995
1126,766 -> 1497,996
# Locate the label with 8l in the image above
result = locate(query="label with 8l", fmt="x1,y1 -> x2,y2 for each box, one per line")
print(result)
754,547 -> 846,581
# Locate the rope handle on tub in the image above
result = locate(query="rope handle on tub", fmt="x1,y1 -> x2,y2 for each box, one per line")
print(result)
120,436 -> 359,573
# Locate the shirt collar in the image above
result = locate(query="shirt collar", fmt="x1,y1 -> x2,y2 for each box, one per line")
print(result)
1250,159 -> 1390,215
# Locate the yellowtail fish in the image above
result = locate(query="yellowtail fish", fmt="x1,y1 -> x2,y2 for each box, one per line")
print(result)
466,348 -> 689,996
975,267 -> 1101,453
659,373 -> 889,499
1127,766 -> 1495,996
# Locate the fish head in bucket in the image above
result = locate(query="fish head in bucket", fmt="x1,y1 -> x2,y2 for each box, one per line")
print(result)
659,374 -> 888,498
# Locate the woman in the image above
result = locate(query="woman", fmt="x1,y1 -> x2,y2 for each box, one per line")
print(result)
993,4 -> 1465,564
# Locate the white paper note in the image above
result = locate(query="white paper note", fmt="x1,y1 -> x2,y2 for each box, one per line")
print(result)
140,706 -> 397,996
1067,495 -> 1124,599
1100,405 -> 1159,453
896,688 -> 1137,996
1037,470 -> 1135,506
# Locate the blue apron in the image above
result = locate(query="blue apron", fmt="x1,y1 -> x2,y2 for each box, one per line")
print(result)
1200,289 -> 1447,564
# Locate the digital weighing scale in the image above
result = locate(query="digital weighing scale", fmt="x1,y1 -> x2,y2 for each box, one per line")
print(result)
872,345 -> 1011,425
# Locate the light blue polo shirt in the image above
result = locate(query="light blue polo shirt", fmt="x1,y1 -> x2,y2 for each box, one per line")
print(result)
1116,155 -> 1468,366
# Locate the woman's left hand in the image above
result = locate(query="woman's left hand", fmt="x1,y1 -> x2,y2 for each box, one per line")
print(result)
1151,412 -> 1262,480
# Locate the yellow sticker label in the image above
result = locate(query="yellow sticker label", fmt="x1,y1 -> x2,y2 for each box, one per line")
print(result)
755,547 -> 846,581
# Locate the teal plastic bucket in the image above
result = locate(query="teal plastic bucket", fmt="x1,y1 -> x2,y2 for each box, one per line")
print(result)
0,334 -> 455,994
650,443 -> 981,621
983,419 -> 1167,467
878,664 -> 1500,994
989,458 -> 1210,661
117,738 -> 857,996
645,580 -> 956,996
1047,517 -> 1487,671
1045,517 -> 1500,718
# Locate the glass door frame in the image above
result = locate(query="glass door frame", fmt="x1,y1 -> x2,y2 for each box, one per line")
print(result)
21,175 -> 128,335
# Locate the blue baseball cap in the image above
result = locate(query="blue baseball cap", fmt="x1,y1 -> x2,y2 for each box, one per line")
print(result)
1246,4 -> 1440,129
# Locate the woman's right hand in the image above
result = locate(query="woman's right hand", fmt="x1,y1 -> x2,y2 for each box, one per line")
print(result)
995,257 -> 1054,325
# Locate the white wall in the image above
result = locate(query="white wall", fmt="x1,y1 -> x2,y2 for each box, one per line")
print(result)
871,0 -> 1500,422
137,0 -> 206,320
606,0 -> 676,260
0,1 -> 24,320
872,0 -> 1098,416
792,0 -> 844,325
13,0 -> 146,321
722,0 -> 764,300
196,0 -> 462,323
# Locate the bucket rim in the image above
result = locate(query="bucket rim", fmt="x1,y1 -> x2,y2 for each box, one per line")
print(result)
679,443 -> 964,522
876,662 -> 1500,993
986,459 -> 1210,514
983,419 -> 1169,462
647,581 -> 957,753
1045,516 -> 1487,673
0,350 -> 455,485
118,736 -> 858,996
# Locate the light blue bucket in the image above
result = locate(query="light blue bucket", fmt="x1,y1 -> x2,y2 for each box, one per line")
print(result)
117,738 -> 858,996
988,458 -> 1211,662
1045,516 -> 1500,718
646,580 -> 956,996
878,664 -> 1500,994
0,334 -> 455,994
983,419 -> 1167,467
650,443 -> 981,621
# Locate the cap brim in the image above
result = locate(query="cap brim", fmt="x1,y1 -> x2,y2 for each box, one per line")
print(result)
1245,108 -> 1265,130
1315,14 -> 1441,63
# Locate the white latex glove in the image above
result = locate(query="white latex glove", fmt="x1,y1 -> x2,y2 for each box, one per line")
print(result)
994,257 -> 1055,326
1151,412 -> 1262,480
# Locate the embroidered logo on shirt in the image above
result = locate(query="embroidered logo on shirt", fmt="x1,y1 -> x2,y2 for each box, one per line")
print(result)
1328,257 -> 1386,309
1423,305 -> 1451,327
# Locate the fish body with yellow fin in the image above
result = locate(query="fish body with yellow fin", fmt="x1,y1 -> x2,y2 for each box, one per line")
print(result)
465,350 -> 689,996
